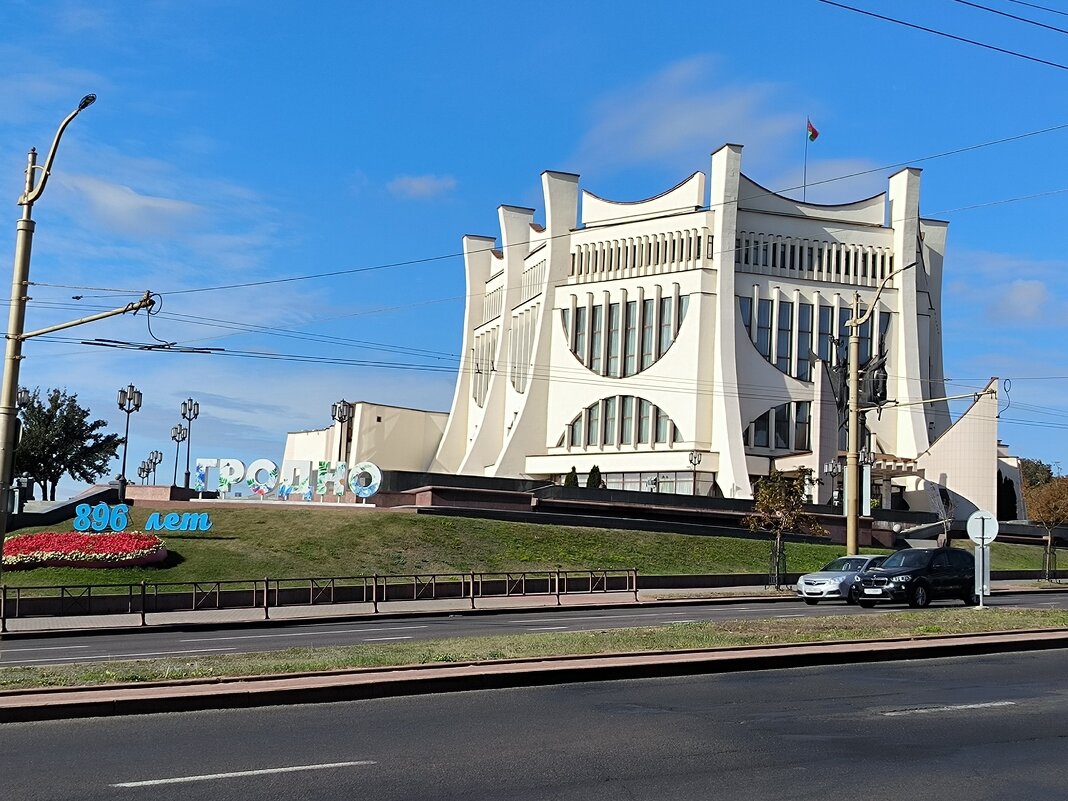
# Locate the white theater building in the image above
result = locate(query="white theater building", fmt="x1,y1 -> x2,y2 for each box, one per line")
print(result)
286,144 -> 1010,516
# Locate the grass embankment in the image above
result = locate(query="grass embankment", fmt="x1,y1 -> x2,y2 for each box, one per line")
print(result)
1,506 -> 1046,587
1,607 -> 1064,691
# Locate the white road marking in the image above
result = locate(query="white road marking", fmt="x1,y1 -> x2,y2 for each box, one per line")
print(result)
514,611 -> 689,624
181,625 -> 428,643
0,645 -> 90,653
362,636 -> 413,642
527,626 -> 569,631
111,760 -> 376,787
775,614 -> 804,618
882,701 -> 1016,717
9,647 -> 236,664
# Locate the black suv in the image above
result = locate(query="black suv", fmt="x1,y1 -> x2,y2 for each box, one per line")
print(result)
854,547 -> 976,608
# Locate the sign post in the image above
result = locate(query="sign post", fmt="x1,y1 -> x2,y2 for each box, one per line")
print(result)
966,510 -> 999,609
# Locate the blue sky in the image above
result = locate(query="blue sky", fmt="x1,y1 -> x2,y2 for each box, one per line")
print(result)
3,0 -> 1068,495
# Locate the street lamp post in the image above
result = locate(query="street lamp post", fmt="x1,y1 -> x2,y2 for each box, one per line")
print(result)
330,399 -> 353,465
688,450 -> 702,497
180,398 -> 199,489
116,384 -> 142,502
138,461 -> 150,485
844,262 -> 914,555
170,425 -> 187,486
0,95 -> 95,542
148,450 -> 163,485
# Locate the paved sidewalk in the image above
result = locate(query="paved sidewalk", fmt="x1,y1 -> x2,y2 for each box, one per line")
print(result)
1,579 -> 1062,636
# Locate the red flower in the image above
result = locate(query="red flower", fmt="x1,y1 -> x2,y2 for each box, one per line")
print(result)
2,531 -> 165,566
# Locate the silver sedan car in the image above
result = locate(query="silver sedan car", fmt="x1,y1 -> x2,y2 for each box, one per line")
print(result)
795,555 -> 887,605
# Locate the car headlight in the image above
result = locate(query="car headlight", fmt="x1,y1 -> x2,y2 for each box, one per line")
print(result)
891,575 -> 912,583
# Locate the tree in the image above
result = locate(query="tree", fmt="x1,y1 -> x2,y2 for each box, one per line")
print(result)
563,466 -> 579,487
746,468 -> 826,590
1020,457 -> 1054,489
14,388 -> 122,501
1023,478 -> 1068,581
585,464 -> 602,489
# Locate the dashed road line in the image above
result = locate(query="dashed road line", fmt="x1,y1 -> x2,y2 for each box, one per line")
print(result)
111,760 -> 376,787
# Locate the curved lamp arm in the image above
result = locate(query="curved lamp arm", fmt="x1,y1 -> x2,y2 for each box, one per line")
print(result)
19,94 -> 96,206
847,261 -> 916,328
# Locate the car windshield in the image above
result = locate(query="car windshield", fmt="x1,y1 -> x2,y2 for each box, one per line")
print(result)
880,550 -> 932,569
821,558 -> 869,572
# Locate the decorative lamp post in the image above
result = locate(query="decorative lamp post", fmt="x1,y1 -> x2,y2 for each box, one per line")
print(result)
688,450 -> 702,497
137,460 -> 150,485
0,95 -> 95,545
170,424 -> 187,486
823,458 -> 843,509
330,399 -> 353,465
116,383 -> 142,502
180,398 -> 199,489
148,449 -> 163,484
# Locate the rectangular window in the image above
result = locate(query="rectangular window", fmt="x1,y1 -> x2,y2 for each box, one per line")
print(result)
794,401 -> 811,451
762,243 -> 769,267
806,246 -> 814,271
574,306 -> 587,365
638,400 -> 651,444
658,296 -> 674,356
641,298 -> 655,369
607,303 -> 621,377
621,396 -> 634,445
776,301 -> 793,373
773,403 -> 791,449
706,234 -> 714,259
739,296 -> 753,338
561,307 -> 570,338
878,309 -> 891,355
796,302 -> 813,381
735,238 -> 741,264
624,300 -> 638,376
743,424 -> 751,447
655,408 -> 670,443
587,403 -> 600,447
590,305 -> 604,374
818,304 -> 833,362
603,396 -> 617,446
756,299 -> 772,359
678,295 -> 690,330
753,411 -> 770,448
743,237 -> 750,265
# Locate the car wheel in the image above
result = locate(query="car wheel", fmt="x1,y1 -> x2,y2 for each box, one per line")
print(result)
962,593 -> 978,606
858,599 -> 876,609
804,599 -> 819,605
846,586 -> 859,605
908,582 -> 931,608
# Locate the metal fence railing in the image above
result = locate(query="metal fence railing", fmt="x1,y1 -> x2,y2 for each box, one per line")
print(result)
0,568 -> 640,631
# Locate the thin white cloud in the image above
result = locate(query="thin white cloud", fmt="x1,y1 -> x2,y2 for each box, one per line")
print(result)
572,55 -> 796,175
988,279 -> 1049,320
60,174 -> 204,238
387,174 -> 457,199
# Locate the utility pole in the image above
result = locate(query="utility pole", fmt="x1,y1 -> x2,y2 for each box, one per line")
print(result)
0,96 -> 155,585
844,262 -> 914,555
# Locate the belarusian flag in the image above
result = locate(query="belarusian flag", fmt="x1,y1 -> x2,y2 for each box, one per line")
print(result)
807,119 -> 819,142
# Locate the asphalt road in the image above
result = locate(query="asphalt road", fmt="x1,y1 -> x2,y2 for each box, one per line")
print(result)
1,591 -> 1066,667
2,649 -> 1066,800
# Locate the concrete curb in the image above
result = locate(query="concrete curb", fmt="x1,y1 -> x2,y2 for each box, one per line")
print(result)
3,628 -> 1068,722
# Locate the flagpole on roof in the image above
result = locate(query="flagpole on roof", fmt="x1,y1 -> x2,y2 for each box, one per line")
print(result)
803,118 -> 809,202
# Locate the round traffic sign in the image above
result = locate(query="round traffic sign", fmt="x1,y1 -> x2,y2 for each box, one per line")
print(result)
966,509 -> 999,545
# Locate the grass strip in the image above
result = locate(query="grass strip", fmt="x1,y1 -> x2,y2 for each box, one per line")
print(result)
3,607 -> 1067,692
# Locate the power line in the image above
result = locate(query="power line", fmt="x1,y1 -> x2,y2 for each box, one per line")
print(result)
953,0 -> 1068,35
1006,0 -> 1068,19
39,117 -> 1068,302
818,0 -> 1068,71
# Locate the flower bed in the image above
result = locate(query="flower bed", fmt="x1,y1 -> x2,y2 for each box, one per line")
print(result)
2,531 -> 167,569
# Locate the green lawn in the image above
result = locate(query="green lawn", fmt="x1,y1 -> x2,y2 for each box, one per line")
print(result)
1,606 -> 1064,691
0,505 -> 1046,587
